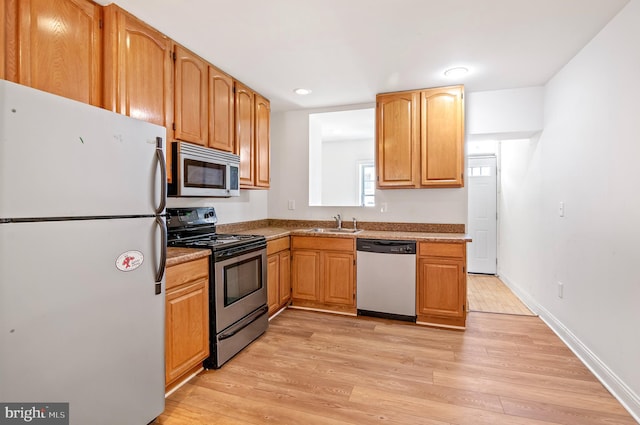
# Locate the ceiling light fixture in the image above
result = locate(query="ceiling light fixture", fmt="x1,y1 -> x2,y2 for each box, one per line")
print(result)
444,67 -> 469,78
294,88 -> 312,95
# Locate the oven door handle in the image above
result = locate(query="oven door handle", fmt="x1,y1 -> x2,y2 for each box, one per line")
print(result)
218,305 -> 268,341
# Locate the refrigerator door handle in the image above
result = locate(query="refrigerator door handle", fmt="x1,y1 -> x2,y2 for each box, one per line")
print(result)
154,216 -> 167,294
155,137 -> 167,215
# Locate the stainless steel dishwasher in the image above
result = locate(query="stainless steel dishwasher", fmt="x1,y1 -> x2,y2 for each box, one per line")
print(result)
356,238 -> 417,322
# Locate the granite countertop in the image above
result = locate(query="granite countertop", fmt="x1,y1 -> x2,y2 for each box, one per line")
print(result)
235,227 -> 471,243
167,224 -> 469,267
166,247 -> 211,267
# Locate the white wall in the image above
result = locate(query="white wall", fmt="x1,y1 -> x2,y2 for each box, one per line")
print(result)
467,86 -> 543,140
269,105 -> 468,224
166,190 -> 268,224
320,138 -> 372,206
498,0 -> 640,419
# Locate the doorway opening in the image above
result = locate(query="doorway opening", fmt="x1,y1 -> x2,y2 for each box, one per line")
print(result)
466,141 -> 535,316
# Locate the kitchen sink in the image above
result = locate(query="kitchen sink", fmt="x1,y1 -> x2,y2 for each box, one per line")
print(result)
307,227 -> 363,234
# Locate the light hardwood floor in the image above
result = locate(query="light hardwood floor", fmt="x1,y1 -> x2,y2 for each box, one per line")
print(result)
154,309 -> 635,425
468,274 -> 535,316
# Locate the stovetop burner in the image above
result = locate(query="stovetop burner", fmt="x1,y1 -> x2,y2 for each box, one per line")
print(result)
166,207 -> 266,254
177,233 -> 262,247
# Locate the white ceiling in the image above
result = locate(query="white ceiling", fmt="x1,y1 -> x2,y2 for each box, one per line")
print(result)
100,0 -> 629,112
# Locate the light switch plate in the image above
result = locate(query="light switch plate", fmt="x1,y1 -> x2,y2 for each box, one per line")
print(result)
288,200 -> 295,210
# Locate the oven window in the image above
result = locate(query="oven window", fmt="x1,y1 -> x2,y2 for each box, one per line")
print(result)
184,159 -> 226,189
224,256 -> 262,306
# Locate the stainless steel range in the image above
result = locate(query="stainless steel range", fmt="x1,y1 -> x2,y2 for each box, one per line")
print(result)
167,207 -> 268,368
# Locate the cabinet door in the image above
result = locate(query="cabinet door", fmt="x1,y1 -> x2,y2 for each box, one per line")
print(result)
291,250 -> 320,302
417,257 -> 465,320
278,250 -> 291,306
1,0 -> 7,80
103,5 -> 174,178
267,253 -> 280,315
8,0 -> 102,106
235,81 -> 255,187
165,278 -> 209,385
208,66 -> 235,152
420,86 -> 464,187
376,91 -> 420,188
174,44 -> 207,145
322,252 -> 355,306
254,93 -> 271,188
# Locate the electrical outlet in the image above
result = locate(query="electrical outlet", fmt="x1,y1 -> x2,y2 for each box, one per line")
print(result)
288,200 -> 295,210
559,201 -> 565,217
380,202 -> 388,213
558,281 -> 564,298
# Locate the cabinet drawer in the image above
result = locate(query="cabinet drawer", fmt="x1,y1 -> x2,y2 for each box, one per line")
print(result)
418,242 -> 464,258
267,236 -> 290,255
292,236 -> 354,252
166,257 -> 209,291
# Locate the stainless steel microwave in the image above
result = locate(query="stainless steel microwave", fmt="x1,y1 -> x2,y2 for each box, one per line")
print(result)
169,142 -> 240,197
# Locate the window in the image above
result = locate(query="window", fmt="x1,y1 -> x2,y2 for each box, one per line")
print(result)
468,166 -> 492,177
359,162 -> 375,207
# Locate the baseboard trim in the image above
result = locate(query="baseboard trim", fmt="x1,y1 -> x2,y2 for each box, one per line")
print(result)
287,305 -> 357,317
268,305 -> 288,321
499,274 -> 640,423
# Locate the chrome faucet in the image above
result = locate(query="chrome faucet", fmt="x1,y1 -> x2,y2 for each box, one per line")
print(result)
333,214 -> 342,229
352,217 -> 357,230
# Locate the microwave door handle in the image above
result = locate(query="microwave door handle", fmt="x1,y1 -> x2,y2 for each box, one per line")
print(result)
155,137 -> 167,214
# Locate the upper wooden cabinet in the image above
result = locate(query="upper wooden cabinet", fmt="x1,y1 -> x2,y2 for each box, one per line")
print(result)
173,44 -> 207,146
235,81 -> 271,189
254,93 -> 271,188
235,81 -> 255,187
4,0 -> 102,106
103,4 -> 174,175
376,85 -> 464,188
208,66 -> 235,152
421,87 -> 464,187
103,5 -> 173,127
376,91 -> 420,188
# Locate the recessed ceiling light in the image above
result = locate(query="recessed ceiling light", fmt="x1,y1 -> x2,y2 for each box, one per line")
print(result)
444,67 -> 469,77
294,88 -> 312,95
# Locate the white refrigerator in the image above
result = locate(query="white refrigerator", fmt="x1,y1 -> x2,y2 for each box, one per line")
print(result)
0,80 -> 167,424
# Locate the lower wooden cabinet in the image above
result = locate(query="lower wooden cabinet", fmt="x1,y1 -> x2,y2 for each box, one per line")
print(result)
291,236 -> 355,314
165,256 -> 209,390
416,242 -> 467,328
267,237 -> 291,316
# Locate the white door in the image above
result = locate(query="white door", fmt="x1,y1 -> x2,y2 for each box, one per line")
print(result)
467,155 -> 497,274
